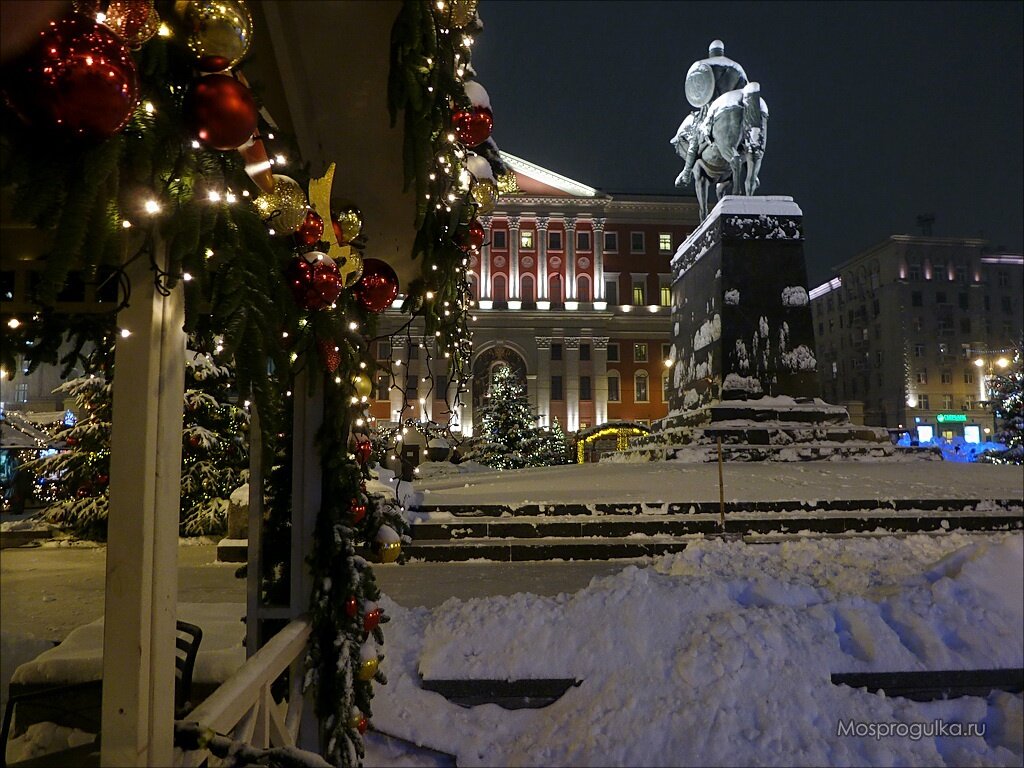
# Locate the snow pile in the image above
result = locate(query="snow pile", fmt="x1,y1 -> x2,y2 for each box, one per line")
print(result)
371,533 -> 1023,766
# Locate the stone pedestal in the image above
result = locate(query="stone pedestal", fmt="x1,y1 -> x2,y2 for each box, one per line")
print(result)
669,196 -> 817,413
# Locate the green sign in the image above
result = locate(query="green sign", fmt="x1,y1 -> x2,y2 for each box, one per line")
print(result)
936,413 -> 967,423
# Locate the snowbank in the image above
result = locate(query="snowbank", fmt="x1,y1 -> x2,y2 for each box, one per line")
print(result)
370,533 -> 1023,766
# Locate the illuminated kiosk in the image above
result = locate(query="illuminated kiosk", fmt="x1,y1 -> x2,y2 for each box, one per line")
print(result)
642,195 -> 895,460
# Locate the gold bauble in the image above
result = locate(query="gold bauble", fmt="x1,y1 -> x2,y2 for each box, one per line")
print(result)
372,540 -> 401,564
254,175 -> 308,233
352,374 -> 373,400
106,1 -> 161,47
356,656 -> 379,681
332,206 -> 363,245
470,178 -> 498,215
448,0 -> 478,27
181,0 -> 253,72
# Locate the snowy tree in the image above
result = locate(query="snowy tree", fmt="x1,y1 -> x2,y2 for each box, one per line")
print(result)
980,346 -> 1023,465
180,352 -> 249,534
27,373 -> 113,539
27,351 -> 249,538
527,418 -> 571,466
464,365 -> 539,469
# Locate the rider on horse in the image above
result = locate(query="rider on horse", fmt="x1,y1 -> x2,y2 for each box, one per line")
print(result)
679,40 -> 749,186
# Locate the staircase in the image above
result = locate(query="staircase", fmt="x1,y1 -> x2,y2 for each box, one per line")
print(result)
405,497 -> 1023,562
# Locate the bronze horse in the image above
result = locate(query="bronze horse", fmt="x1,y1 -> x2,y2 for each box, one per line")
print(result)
671,83 -> 768,220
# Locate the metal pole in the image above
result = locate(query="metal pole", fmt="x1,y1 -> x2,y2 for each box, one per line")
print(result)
717,437 -> 725,531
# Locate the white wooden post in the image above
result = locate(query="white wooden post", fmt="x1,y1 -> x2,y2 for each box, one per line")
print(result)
101,246 -> 186,766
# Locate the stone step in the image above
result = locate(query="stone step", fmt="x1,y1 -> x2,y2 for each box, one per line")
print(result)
619,443 -> 897,462
411,497 -> 1018,517
411,509 -> 1023,542
407,513 -> 1023,561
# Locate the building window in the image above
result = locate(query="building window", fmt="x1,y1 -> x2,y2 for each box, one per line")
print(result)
607,371 -> 620,401
937,316 -> 953,335
634,343 -> 648,362
958,292 -> 969,310
580,376 -> 592,401
630,232 -> 645,254
911,291 -> 923,307
964,369 -> 975,384
935,291 -> 947,305
604,231 -> 618,252
908,264 -> 921,280
377,340 -> 391,359
607,343 -> 620,362
576,231 -> 591,251
520,230 -> 534,250
551,375 -> 563,400
660,284 -> 672,306
492,230 -> 507,249
580,343 -> 591,361
661,343 -> 672,361
409,344 -> 420,360
551,342 -> 562,361
1001,296 -> 1013,313
942,394 -> 954,410
941,370 -> 952,384
521,274 -> 535,303
493,274 -> 507,301
405,374 -> 418,395
632,279 -> 646,305
375,374 -> 390,401
605,278 -> 619,305
960,318 -> 971,334
916,369 -> 927,384
918,394 -> 930,410
998,271 -> 1009,287
576,275 -> 591,302
662,372 -> 670,402
914,343 -> 925,357
658,233 -> 672,252
548,230 -> 562,250
634,371 -> 649,402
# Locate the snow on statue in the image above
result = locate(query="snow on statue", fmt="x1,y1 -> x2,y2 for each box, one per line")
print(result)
671,40 -> 768,221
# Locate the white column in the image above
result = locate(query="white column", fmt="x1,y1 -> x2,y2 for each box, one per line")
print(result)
508,215 -> 520,299
101,247 -> 185,767
565,336 -> 580,432
389,337 -> 407,423
536,215 -> 549,301
565,217 -> 577,300
479,215 -> 491,300
594,336 -> 609,425
593,217 -> 606,301
535,337 -> 552,427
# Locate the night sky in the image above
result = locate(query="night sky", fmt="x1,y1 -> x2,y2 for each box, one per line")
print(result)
471,1 -> 1023,285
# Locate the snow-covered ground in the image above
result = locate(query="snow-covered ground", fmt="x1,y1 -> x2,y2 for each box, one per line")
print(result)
370,532 -> 1023,767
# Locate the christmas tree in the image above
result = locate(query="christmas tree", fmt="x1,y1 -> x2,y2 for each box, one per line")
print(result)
465,365 -> 538,469
980,347 -> 1023,465
28,372 -> 113,540
180,351 -> 250,534
530,418 -> 571,466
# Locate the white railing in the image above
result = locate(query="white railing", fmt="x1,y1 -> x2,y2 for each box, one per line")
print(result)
175,615 -> 312,767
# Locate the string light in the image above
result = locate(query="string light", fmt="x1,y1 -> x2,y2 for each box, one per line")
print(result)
120,328 -> 131,338
144,199 -> 161,214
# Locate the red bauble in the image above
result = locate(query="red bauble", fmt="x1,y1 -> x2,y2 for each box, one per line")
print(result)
76,483 -> 93,498
458,218 -> 485,252
188,434 -> 202,447
353,439 -> 373,465
317,340 -> 341,372
356,716 -> 369,735
363,608 -> 381,633
350,501 -> 367,525
65,436 -> 78,446
352,259 -> 399,313
293,210 -> 325,247
96,473 -> 110,487
451,106 -> 493,147
4,15 -> 140,141
284,253 -> 343,311
185,73 -> 257,151
345,595 -> 358,618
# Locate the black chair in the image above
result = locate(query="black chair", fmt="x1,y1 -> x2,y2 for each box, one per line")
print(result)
0,621 -> 202,768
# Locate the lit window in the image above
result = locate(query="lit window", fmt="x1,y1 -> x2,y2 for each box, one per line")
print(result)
632,280 -> 646,305
658,233 -> 672,252
520,230 -> 534,250
660,285 -> 672,306
634,343 -> 648,363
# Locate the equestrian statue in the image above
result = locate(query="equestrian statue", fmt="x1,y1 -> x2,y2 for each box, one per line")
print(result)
671,40 -> 768,220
